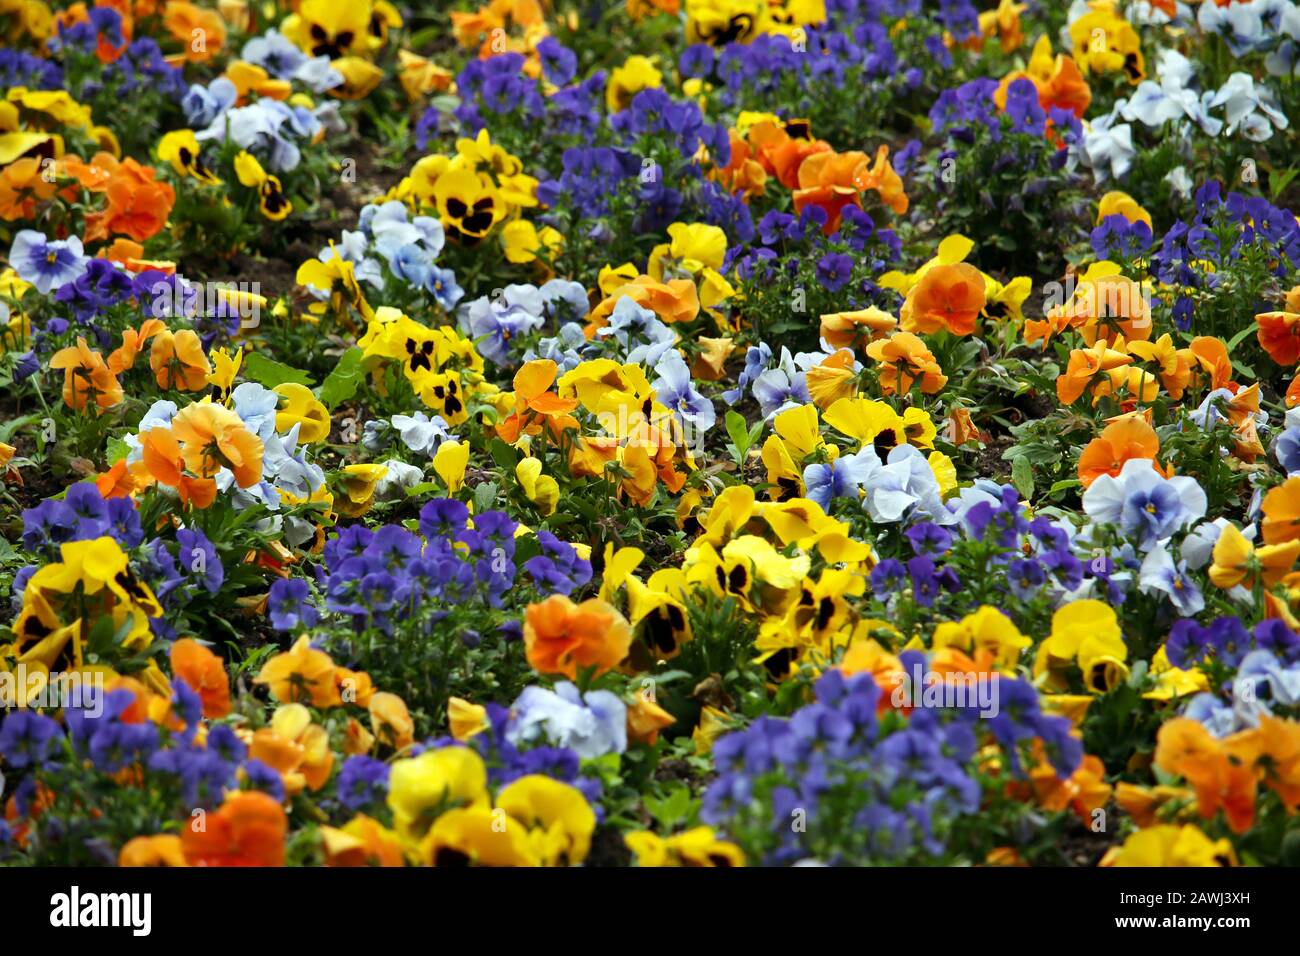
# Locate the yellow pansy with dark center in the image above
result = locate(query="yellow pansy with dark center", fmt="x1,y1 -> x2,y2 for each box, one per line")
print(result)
405,336 -> 434,373
761,647 -> 797,680
798,586 -> 838,633
782,117 -> 812,140
641,603 -> 688,656
419,371 -> 467,424
115,568 -> 160,613
309,23 -> 354,59
16,607 -> 53,641
160,130 -> 220,184
445,195 -> 498,240
259,177 -> 291,220
431,376 -> 463,418
723,561 -> 748,595
873,428 -> 901,460
179,145 -> 217,182
774,476 -> 801,501
700,14 -> 755,45
1124,52 -> 1143,82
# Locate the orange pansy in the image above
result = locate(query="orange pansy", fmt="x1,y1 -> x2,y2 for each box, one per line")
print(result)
1256,310 -> 1300,366
170,637 -> 231,718
108,318 -> 165,374
181,790 -> 287,866
138,427 -> 218,508
819,307 -> 897,351
523,594 -> 633,679
901,262 -> 987,336
169,402 -> 264,487
150,328 -> 212,390
0,157 -> 58,221
496,358 -> 580,443
1077,413 -> 1162,487
865,331 -> 948,395
1262,478 -> 1300,546
255,635 -> 339,708
49,338 -> 123,411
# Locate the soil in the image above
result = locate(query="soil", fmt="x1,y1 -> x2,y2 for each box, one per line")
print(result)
586,824 -> 634,867
653,756 -> 711,788
1056,810 -> 1124,867
1001,387 -> 1058,428
973,432 -> 1017,483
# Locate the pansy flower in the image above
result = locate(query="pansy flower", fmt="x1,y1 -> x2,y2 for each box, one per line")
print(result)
157,129 -> 219,184
9,229 -> 88,293
50,338 -> 122,412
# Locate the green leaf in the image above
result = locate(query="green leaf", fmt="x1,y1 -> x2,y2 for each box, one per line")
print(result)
0,413 -> 39,444
725,410 -> 753,458
243,353 -> 314,389
1225,323 -> 1256,355
645,784 -> 694,830
1270,166 -> 1300,201
316,348 -> 364,408
489,438 -> 518,472
473,481 -> 498,512
106,436 -> 130,465
1005,443 -> 1061,467
1011,456 -> 1034,500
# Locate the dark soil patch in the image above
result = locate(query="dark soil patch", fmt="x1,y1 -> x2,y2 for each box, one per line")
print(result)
1056,810 -> 1123,867
653,757 -> 703,787
1002,387 -> 1057,426
586,824 -> 633,867
972,432 -> 1016,483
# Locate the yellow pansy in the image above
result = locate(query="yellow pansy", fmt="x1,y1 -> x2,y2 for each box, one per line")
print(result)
206,346 -> 243,401
1101,825 -> 1235,867
331,57 -> 385,100
282,0 -> 370,58
273,382 -> 331,443
387,746 -> 490,848
1069,4 -> 1145,83
650,222 -> 727,278
158,130 -> 219,184
433,440 -> 470,493
515,456 -> 559,515
447,696 -> 490,740
607,54 -> 662,111
599,544 -> 646,602
626,826 -> 745,867
496,775 -> 596,866
336,463 -> 388,517
1143,645 -> 1210,702
930,605 -> 1031,669
1035,599 -> 1128,693
928,451 -> 958,497
1097,190 -> 1153,229
501,219 -> 563,265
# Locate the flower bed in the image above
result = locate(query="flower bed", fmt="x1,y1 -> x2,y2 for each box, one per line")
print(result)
2,0 -> 1300,868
